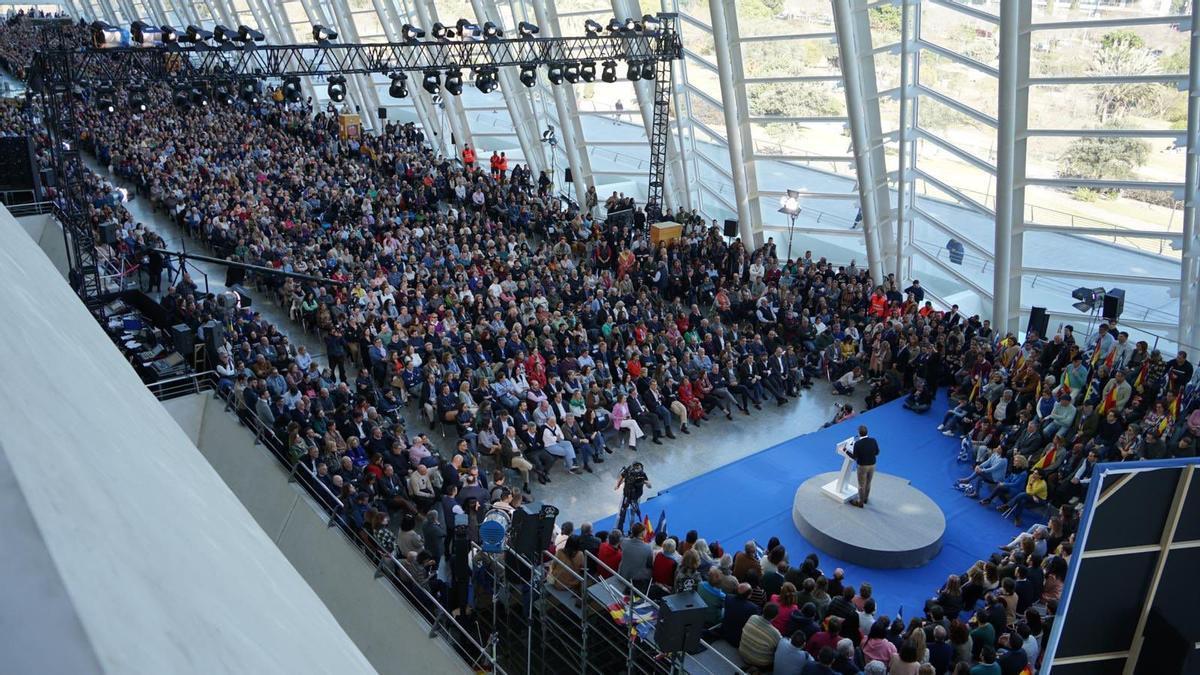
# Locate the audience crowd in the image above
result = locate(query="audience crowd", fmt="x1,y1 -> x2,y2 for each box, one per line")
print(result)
3,12 -> 1198,674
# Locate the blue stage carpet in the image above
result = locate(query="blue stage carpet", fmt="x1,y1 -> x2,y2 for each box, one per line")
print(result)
595,396 -> 1023,617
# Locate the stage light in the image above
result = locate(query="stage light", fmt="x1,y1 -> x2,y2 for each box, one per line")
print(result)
456,19 -> 478,38
641,61 -> 655,80
474,66 -> 498,94
601,60 -> 617,83
580,60 -> 596,82
131,20 -> 150,44
240,79 -> 261,103
95,84 -> 115,113
312,24 -> 337,42
623,17 -> 638,31
184,25 -> 213,44
444,68 -> 463,95
422,69 -> 440,94
402,24 -> 424,41
91,21 -> 121,48
482,21 -> 501,39
518,21 -> 539,38
547,63 -> 564,85
642,14 -> 661,27
778,189 -> 801,216
214,82 -> 234,105
237,25 -> 264,43
389,72 -> 408,98
519,64 -> 537,87
432,22 -> 455,39
584,19 -> 602,36
564,62 -> 580,84
160,25 -> 178,45
326,75 -> 347,102
282,76 -> 302,102
190,84 -> 210,107
212,24 -> 235,45
127,85 -> 147,112
626,61 -> 641,81
607,19 -> 622,33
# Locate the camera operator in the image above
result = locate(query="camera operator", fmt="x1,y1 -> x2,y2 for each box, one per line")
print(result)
614,461 -> 650,533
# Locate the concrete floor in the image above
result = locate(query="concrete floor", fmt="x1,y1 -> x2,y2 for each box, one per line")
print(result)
93,158 -> 845,525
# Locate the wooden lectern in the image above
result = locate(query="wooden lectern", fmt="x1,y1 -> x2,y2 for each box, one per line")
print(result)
821,436 -> 859,503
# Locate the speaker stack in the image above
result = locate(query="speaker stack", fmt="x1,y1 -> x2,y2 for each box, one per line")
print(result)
656,591 -> 709,654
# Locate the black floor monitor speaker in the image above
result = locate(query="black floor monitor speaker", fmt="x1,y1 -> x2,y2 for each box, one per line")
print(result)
509,502 -> 557,561
98,221 -> 118,244
656,591 -> 709,654
202,319 -> 225,358
723,219 -> 738,238
170,323 -> 196,357
1026,307 -> 1049,338
1103,288 -> 1125,321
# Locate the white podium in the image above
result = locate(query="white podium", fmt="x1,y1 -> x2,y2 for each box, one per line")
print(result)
821,437 -> 859,503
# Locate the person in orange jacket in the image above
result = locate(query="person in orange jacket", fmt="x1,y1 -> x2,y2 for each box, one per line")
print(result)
462,144 -> 476,169
489,151 -> 501,178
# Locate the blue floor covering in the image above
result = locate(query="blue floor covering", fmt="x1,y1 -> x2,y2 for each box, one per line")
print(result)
595,395 -> 1023,617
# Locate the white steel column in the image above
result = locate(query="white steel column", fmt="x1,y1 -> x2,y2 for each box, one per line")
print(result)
612,0 -> 686,214
895,0 -> 917,283
371,0 -> 446,156
95,0 -> 120,23
1180,0 -> 1200,351
530,0 -> 590,200
62,0 -> 82,20
209,0 -> 238,31
831,0 -> 892,285
412,0 -> 474,154
470,0 -> 547,178
707,0 -> 756,243
993,1 -> 1031,336
325,0 -> 382,131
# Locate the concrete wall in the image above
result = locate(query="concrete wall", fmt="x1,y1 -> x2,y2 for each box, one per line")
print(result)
171,393 -> 470,674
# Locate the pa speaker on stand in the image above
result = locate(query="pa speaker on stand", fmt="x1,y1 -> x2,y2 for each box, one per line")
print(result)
723,219 -> 738,238
1026,307 -> 1049,339
1102,288 -> 1125,322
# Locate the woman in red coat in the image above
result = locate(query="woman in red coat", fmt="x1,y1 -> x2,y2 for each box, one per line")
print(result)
677,378 -> 706,423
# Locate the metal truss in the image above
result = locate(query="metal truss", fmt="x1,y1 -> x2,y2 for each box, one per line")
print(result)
29,17 -> 683,303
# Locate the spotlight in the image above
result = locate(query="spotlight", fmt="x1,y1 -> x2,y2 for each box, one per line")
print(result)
313,24 -> 338,42
444,68 -> 463,95
623,17 -> 637,32
518,21 -> 539,38
601,60 -> 617,83
641,61 -> 655,80
422,69 -> 440,94
283,76 -> 302,102
240,79 -> 261,103
584,19 -> 602,36
547,63 -> 564,85
237,24 -> 264,43
214,82 -> 234,105
482,21 -> 501,40
778,192 -> 800,215
190,84 -> 210,107
172,85 -> 191,109
184,24 -> 213,44
456,19 -> 478,38
580,60 -> 596,82
95,85 -> 115,113
127,85 -> 147,112
389,72 -> 408,98
131,20 -> 150,44
474,66 -> 498,94
607,18 -> 622,33
432,22 -> 455,39
160,25 -> 178,45
642,14 -> 661,27
519,63 -> 537,87
213,24 -> 235,45
402,24 -> 425,41
563,62 -> 580,84
626,61 -> 641,81
327,75 -> 347,102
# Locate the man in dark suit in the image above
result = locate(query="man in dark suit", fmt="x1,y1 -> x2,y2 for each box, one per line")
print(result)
849,425 -> 879,508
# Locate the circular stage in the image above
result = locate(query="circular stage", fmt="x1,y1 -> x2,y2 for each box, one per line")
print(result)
792,472 -> 945,569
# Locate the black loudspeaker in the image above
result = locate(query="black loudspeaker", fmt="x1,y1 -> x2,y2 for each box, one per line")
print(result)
98,221 -> 118,244
170,323 -> 196,356
656,592 -> 709,654
1026,307 -> 1049,339
564,167 -> 573,183
377,107 -> 387,120
202,319 -> 225,358
723,219 -> 738,238
510,502 -> 557,561
1103,288 -> 1125,321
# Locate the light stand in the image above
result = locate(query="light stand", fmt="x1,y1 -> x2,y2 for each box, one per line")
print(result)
777,189 -> 801,262
541,125 -> 560,199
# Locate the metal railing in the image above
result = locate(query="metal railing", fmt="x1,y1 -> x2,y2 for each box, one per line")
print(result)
147,371 -> 500,673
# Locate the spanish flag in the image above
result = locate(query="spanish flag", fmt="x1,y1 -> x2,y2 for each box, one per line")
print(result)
1034,444 -> 1058,471
642,514 -> 654,543
1060,368 -> 1072,395
1134,362 -> 1148,391
1103,348 -> 1116,370
1157,414 -> 1170,435
1098,384 -> 1119,415
968,378 -> 981,403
